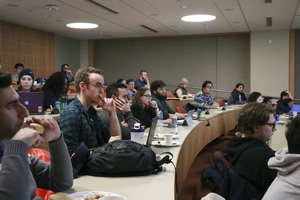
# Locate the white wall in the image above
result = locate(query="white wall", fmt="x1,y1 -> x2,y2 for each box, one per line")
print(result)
250,31 -> 289,97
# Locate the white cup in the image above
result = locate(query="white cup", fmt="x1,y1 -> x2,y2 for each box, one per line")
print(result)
293,111 -> 297,118
164,134 -> 173,145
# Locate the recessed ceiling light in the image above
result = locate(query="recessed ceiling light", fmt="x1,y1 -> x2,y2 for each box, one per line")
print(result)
181,15 -> 216,22
45,4 -> 59,11
181,5 -> 190,8
66,23 -> 99,29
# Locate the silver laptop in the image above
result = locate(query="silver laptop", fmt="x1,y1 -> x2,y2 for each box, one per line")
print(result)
145,116 -> 159,147
18,92 -> 44,115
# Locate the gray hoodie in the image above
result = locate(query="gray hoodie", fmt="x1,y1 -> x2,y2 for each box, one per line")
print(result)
263,147 -> 300,199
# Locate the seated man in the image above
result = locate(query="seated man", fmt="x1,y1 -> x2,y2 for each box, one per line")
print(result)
173,77 -> 194,99
151,80 -> 185,122
57,67 -> 121,171
126,79 -> 136,100
263,116 -> 300,199
0,71 -> 73,198
276,90 -> 294,114
100,83 -> 136,140
194,80 -> 218,109
61,64 -> 75,85
135,69 -> 150,90
227,83 -> 247,105
226,103 -> 277,196
11,63 -> 24,84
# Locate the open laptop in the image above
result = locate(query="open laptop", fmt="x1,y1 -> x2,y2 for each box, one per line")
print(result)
177,110 -> 195,126
18,92 -> 44,115
145,116 -> 158,147
291,103 -> 300,115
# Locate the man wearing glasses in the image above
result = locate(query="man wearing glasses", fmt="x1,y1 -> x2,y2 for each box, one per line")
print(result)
226,103 -> 277,197
100,83 -> 136,140
194,80 -> 218,109
58,66 -> 121,177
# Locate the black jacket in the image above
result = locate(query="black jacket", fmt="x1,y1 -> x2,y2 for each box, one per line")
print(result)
226,137 -> 277,194
227,89 -> 247,105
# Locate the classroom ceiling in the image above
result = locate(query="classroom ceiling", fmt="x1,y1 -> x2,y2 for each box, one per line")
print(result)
0,0 -> 299,40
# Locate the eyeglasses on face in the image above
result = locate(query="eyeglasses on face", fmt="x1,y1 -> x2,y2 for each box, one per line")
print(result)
265,122 -> 276,129
206,86 -> 213,89
142,94 -> 152,98
90,82 -> 105,89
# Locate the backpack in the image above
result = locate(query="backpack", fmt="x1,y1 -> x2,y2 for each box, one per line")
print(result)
85,140 -> 174,177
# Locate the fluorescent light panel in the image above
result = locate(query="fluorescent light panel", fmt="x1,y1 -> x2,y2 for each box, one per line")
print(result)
66,22 -> 98,29
181,15 -> 216,22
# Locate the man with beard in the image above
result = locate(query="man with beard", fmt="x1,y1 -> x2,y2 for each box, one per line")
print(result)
150,80 -> 185,120
227,83 -> 247,105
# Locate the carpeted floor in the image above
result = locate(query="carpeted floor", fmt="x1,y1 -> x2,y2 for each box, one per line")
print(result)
177,133 -> 234,200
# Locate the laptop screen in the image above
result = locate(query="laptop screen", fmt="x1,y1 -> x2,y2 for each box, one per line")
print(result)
18,92 -> 44,115
291,104 -> 300,113
145,116 -> 158,147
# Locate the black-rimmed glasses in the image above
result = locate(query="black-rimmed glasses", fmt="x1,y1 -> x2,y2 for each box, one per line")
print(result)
142,95 -> 152,98
265,122 -> 276,129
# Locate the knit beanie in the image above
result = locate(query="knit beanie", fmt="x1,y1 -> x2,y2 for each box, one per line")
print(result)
18,68 -> 34,82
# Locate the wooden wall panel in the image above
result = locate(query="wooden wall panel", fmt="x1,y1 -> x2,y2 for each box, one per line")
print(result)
0,20 -> 55,79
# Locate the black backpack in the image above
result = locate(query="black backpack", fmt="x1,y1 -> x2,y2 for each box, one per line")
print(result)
85,140 -> 174,177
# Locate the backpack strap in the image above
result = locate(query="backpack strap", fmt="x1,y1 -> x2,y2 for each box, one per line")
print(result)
157,152 -> 178,193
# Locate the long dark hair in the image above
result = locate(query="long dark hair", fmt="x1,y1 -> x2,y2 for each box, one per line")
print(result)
42,71 -> 68,98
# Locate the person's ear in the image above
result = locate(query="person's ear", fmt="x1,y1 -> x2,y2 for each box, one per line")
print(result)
252,125 -> 260,134
79,82 -> 85,90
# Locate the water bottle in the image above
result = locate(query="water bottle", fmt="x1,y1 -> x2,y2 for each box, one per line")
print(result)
225,102 -> 228,110
157,109 -> 163,127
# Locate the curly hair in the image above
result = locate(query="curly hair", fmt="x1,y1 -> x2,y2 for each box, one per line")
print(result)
237,103 -> 275,135
75,66 -> 104,93
150,80 -> 166,93
42,71 -> 68,99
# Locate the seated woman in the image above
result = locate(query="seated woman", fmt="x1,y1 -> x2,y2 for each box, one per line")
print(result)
131,87 -> 159,128
131,87 -> 172,127
17,68 -> 41,92
247,92 -> 263,103
42,71 -> 68,109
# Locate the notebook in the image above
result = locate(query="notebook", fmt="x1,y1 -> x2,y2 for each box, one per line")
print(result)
18,92 -> 44,115
145,116 -> 159,147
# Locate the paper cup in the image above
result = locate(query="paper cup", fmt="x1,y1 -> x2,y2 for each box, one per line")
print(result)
164,134 -> 173,145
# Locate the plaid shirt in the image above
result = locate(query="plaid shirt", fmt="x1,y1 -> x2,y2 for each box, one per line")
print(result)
194,91 -> 215,106
58,97 -> 110,155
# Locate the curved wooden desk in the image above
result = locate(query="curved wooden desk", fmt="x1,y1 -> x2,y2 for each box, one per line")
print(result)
61,106 -> 242,200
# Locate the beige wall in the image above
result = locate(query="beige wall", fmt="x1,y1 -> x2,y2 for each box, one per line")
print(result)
94,35 -> 250,100
250,31 -> 289,97
80,40 -> 89,68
